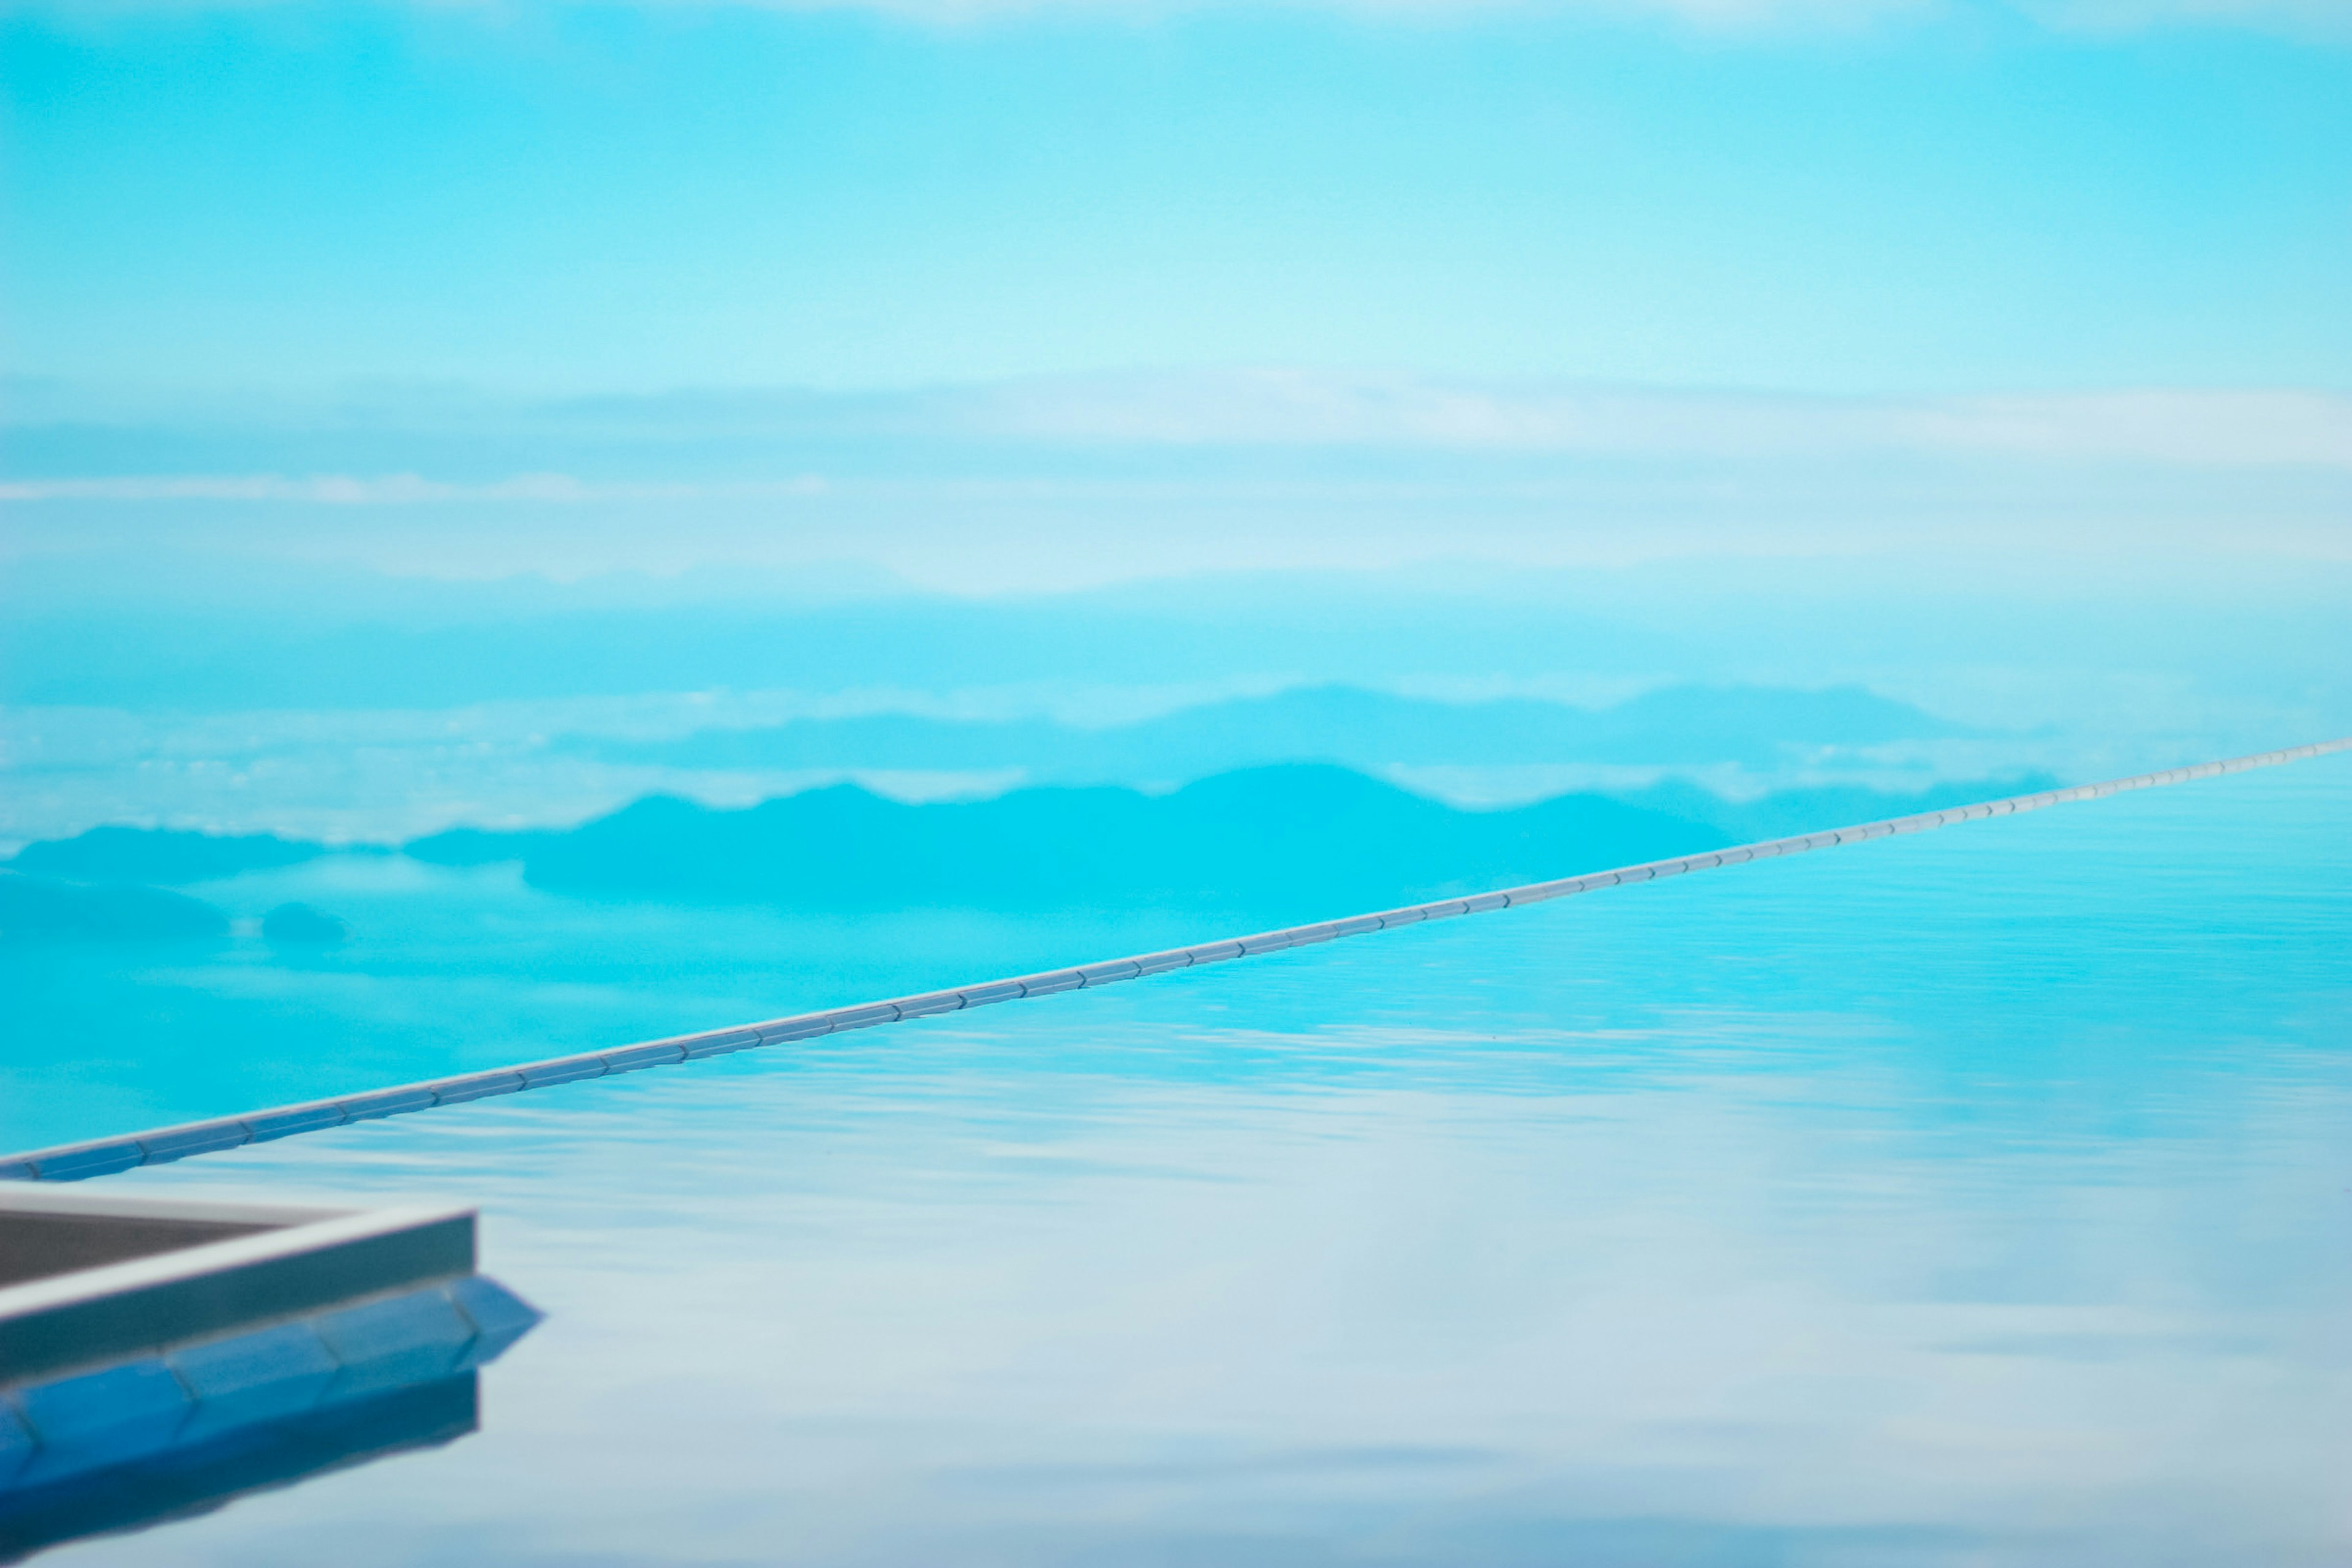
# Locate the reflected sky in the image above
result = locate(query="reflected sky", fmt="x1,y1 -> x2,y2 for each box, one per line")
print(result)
49,753 -> 2352,1566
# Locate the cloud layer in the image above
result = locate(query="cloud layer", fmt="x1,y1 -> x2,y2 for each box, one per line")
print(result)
9,375 -> 2349,508
9,0 -> 2344,32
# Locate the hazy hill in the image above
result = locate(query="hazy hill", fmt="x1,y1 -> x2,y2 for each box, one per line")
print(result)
569,682 -> 1971,778
0,872 -> 229,943
10,767 -> 2054,933
9,826 -> 327,884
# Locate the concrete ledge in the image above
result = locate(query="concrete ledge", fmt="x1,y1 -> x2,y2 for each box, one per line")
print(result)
1,1197 -> 537,1550
1,1189 -> 477,1388
6,733 -> 2345,1183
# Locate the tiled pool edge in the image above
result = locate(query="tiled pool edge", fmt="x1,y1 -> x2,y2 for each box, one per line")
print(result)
8,736 -> 2346,1184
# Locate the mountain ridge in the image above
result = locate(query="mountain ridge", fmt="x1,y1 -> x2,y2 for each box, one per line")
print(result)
565,682 -> 1975,778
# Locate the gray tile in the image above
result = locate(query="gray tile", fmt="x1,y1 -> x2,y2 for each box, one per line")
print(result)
27,1142 -> 145,1182
518,1056 -> 609,1088
892,991 -> 966,1019
334,1087 -> 437,1122
135,1122 -> 251,1164
429,1071 -> 527,1106
241,1102 -> 347,1142
680,1027 -> 767,1059
821,1003 -> 901,1032
597,1042 -> 687,1074
1016,971 -> 1085,997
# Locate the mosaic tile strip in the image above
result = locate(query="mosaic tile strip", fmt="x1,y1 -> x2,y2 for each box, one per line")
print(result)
0,1276 -> 537,1495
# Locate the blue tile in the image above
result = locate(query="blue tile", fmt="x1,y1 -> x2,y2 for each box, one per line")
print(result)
314,1288 -> 475,1395
13,1359 -> 191,1477
28,1141 -> 145,1181
444,1276 -> 543,1366
0,1400 -> 34,1487
168,1322 -> 340,1437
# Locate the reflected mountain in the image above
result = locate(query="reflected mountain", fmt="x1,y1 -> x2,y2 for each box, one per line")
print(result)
0,875 -> 228,944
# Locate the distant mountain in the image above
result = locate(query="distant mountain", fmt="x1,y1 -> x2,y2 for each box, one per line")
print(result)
566,682 -> 1973,778
501,764 -> 1727,921
8,826 -> 328,884
402,826 -> 557,867
0,872 -> 229,943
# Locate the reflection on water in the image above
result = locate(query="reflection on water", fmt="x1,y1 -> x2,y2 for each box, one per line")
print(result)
40,755 -> 2352,1564
1,1376 -> 477,1566
0,851 -> 1273,1153
2,1273 -> 537,1564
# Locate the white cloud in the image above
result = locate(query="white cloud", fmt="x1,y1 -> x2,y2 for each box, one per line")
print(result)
4,0 -> 2342,34
0,473 -> 829,504
943,373 -> 2352,467
5,378 -> 2348,510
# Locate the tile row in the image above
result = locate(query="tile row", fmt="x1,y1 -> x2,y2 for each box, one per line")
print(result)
1,1275 -> 537,1493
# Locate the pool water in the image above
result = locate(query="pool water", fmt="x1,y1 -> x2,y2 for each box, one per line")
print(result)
45,752 -> 2352,1565
0,859 -> 1281,1155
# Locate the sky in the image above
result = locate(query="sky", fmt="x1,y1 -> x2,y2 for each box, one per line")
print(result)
0,0 -> 2346,694
0,0 -> 2347,839
4,0 -> 2348,399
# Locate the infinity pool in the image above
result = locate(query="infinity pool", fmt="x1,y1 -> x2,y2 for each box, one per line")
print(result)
44,750 -> 2352,1565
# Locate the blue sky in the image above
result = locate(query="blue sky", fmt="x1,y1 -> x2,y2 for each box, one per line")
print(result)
5,0 -> 2348,399
1,0 -> 2347,840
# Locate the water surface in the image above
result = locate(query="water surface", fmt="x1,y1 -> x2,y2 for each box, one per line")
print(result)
50,753 -> 2352,1566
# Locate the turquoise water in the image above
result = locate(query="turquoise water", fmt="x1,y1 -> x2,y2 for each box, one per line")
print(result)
0,859 -> 1276,1154
40,752 -> 2352,1564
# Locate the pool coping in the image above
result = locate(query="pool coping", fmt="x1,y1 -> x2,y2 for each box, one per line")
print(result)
0,1188 -> 476,1386
5,734 -> 2345,1184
